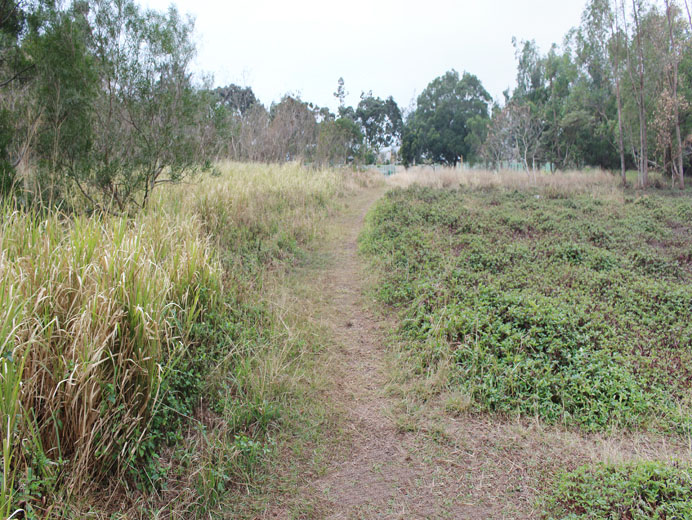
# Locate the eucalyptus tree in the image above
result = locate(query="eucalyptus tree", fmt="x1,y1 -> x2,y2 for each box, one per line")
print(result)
663,0 -> 685,188
355,92 -> 403,152
624,0 -> 652,186
0,0 -> 30,194
268,95 -> 317,161
316,116 -> 363,166
579,0 -> 628,182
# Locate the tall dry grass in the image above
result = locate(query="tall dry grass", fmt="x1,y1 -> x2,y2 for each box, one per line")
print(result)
0,206 -> 220,497
386,166 -> 621,195
0,162 -> 348,514
163,162 -> 348,254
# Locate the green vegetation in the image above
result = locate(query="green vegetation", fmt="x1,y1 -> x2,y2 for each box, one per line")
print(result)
547,461 -> 692,519
401,70 -> 491,167
361,183 -> 692,432
0,163 -> 347,517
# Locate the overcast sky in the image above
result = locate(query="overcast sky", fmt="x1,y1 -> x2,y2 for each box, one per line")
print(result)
138,0 -> 589,112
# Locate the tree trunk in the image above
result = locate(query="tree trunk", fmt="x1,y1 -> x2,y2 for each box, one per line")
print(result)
616,86 -> 627,185
611,0 -> 627,185
633,0 -> 648,187
665,0 -> 684,189
674,117 -> 684,189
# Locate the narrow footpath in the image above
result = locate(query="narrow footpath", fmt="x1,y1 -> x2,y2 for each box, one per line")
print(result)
291,187 -> 471,519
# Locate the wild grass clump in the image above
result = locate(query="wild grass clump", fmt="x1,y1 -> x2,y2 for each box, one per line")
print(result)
361,184 -> 692,431
0,203 -> 221,512
0,162 -> 348,516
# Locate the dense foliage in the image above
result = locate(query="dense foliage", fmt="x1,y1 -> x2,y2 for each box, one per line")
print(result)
477,0 -> 692,187
547,461 -> 692,518
361,185 -> 692,431
0,2 -> 400,212
401,70 -> 491,167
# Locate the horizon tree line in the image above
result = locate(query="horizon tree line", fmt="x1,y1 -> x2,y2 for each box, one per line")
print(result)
1,0 -> 690,214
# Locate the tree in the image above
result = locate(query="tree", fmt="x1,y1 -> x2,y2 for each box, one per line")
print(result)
610,0 -> 629,183
624,0 -> 651,186
0,0 -> 30,194
509,101 -> 544,176
238,103 -> 270,161
83,0 -> 203,210
268,95 -> 317,161
214,84 -> 257,116
27,1 -> 97,203
316,116 -> 363,166
0,0 -> 31,88
481,104 -> 515,170
576,0 -> 628,179
401,70 -> 491,166
663,0 -> 685,188
513,38 -> 548,106
355,92 -> 402,152
334,76 -> 346,108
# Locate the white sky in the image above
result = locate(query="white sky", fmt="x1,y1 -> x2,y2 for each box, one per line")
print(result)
138,0 -> 589,112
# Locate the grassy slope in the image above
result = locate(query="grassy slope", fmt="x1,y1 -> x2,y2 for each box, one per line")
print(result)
360,179 -> 692,517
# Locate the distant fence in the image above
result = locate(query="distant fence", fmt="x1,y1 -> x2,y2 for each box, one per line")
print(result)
463,161 -> 554,173
369,164 -> 397,176
367,162 -> 555,176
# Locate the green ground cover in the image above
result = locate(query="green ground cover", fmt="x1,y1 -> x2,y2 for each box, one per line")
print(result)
362,183 -> 692,516
361,186 -> 692,431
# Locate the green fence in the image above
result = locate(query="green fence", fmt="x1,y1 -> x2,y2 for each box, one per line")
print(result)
464,161 -> 554,173
370,165 -> 397,176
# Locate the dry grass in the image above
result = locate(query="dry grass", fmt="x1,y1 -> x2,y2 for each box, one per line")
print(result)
0,204 -> 221,501
386,166 -> 621,195
0,161 -> 352,516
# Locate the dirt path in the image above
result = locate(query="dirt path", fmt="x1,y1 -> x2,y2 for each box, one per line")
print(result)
263,186 -> 692,520
289,187 -> 468,519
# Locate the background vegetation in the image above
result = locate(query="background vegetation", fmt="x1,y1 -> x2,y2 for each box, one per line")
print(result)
3,0 -> 692,212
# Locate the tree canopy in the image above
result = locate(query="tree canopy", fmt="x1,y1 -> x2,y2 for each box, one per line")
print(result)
401,70 -> 491,166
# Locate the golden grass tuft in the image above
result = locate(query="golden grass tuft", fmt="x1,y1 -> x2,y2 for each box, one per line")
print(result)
0,205 -> 221,494
386,166 -> 621,196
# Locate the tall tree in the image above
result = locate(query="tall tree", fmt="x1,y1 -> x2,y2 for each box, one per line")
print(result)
316,116 -> 363,166
401,70 -> 491,166
664,0 -> 685,188
626,0 -> 651,187
355,92 -> 403,152
215,84 -> 257,116
0,0 -> 30,194
268,95 -> 317,161
581,0 -> 628,183
334,76 -> 346,109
